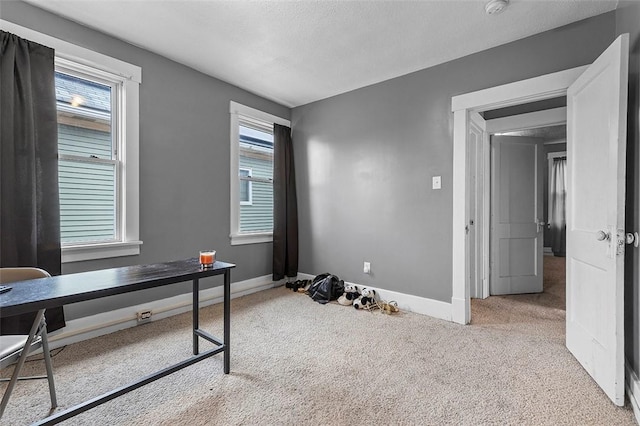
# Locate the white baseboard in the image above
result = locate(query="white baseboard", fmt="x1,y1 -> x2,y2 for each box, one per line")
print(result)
48,274 -> 275,349
626,361 -> 640,424
298,273 -> 452,322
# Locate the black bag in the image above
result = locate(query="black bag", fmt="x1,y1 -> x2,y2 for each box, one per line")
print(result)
307,273 -> 344,304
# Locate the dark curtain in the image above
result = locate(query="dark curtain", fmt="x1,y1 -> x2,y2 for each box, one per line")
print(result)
272,124 -> 298,281
1,31 -> 65,333
549,157 -> 567,257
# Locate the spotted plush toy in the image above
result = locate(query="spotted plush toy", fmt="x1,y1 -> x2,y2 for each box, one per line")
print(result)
353,287 -> 377,310
337,283 -> 360,306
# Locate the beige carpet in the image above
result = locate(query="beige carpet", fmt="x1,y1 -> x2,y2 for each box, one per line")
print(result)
1,258 -> 636,425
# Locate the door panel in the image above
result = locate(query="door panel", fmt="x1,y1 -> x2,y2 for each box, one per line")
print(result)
566,34 -> 628,406
490,136 -> 544,295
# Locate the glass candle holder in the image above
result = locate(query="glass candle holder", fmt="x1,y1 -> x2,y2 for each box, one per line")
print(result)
199,250 -> 216,268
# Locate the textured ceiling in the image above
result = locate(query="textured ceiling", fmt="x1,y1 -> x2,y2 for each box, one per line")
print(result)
23,0 -> 618,107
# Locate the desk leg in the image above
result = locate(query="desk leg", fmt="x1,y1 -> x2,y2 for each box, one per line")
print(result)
193,278 -> 199,355
224,270 -> 230,374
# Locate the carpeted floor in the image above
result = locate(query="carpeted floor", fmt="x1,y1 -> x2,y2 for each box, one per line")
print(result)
1,255 -> 635,425
470,254 -> 567,338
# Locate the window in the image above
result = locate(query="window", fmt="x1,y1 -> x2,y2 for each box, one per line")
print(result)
54,57 -> 141,263
53,58 -> 141,262
55,70 -> 118,244
1,21 -> 143,262
229,102 -> 290,245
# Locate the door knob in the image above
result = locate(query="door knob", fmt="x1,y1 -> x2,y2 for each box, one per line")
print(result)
596,230 -> 610,241
626,232 -> 640,248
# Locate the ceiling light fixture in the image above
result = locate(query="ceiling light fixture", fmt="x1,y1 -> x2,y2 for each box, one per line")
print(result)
485,0 -> 509,15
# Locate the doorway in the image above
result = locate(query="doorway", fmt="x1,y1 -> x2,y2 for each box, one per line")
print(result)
488,123 -> 566,297
450,66 -> 586,324
452,34 -> 629,406
471,122 -> 568,327
466,107 -> 568,301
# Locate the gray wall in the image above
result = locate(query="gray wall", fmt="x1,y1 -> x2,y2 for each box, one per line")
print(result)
4,3 -> 638,388
292,12 -> 616,303
617,0 -> 640,388
3,1 -> 290,320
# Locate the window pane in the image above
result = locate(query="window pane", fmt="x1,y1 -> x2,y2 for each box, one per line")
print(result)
59,159 -> 116,243
55,72 -> 112,158
238,124 -> 273,233
239,169 -> 251,203
55,71 -> 116,243
240,181 -> 273,232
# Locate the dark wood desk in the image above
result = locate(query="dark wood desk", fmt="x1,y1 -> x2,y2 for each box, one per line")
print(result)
0,258 -> 235,425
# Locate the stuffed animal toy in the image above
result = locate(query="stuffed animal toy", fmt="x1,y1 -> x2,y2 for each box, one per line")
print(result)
337,283 -> 360,306
353,287 -> 377,310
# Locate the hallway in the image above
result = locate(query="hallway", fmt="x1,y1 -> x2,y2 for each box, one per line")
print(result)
470,255 -> 566,338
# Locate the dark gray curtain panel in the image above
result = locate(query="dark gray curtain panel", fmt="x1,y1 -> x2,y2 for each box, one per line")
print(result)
272,124 -> 298,281
549,157 -> 567,257
1,31 -> 65,333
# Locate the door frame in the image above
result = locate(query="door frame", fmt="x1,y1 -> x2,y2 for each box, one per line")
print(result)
450,65 -> 588,324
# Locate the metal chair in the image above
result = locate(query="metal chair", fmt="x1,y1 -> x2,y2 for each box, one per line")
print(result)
0,268 -> 57,418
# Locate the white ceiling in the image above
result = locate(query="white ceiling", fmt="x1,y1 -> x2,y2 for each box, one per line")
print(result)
24,0 -> 618,108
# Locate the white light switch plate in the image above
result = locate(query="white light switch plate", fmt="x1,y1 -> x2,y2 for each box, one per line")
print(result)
432,176 -> 441,190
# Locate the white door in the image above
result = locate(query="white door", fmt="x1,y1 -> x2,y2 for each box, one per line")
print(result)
490,136 -> 544,295
566,34 -> 628,406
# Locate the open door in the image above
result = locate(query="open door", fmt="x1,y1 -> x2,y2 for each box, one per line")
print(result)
490,136 -> 544,295
566,34 -> 628,406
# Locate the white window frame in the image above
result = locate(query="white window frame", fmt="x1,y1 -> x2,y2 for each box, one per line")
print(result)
239,168 -> 253,205
2,20 -> 143,263
229,101 -> 289,245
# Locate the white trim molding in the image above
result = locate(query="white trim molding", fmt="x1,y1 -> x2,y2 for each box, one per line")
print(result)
61,240 -> 143,263
49,274 -> 275,349
451,66 -> 587,112
485,107 -> 567,134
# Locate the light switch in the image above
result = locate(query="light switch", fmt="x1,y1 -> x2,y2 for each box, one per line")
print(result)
432,176 -> 442,190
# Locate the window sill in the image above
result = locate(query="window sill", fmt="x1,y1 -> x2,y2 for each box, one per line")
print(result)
230,232 -> 273,246
61,240 -> 143,263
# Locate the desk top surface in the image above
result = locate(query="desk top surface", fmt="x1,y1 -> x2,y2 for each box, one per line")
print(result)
0,258 -> 235,318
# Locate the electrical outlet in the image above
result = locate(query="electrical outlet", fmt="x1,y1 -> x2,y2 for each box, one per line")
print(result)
137,310 -> 152,323
363,261 -> 371,274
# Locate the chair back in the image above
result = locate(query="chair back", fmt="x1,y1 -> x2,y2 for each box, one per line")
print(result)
0,268 -> 51,284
